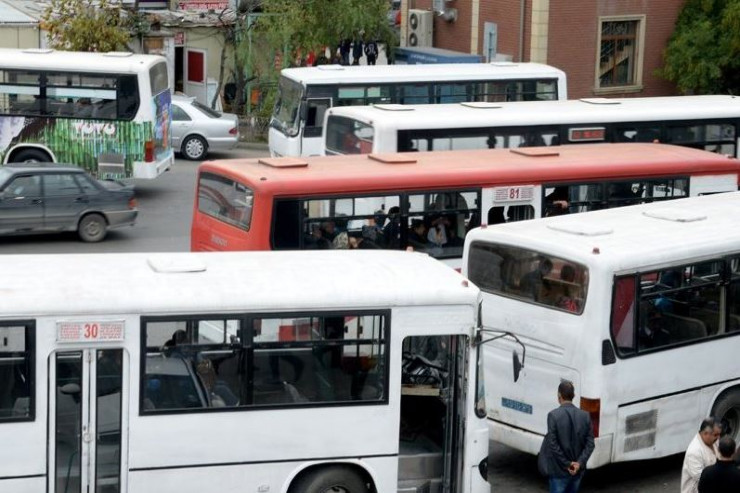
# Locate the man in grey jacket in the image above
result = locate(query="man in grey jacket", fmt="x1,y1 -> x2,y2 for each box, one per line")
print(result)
542,381 -> 595,493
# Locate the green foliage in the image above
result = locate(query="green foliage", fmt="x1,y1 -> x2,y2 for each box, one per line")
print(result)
255,0 -> 397,65
42,0 -> 131,52
660,0 -> 740,94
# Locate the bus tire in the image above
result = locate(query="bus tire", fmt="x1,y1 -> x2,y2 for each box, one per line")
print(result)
78,213 -> 108,243
712,388 -> 740,442
181,135 -> 208,161
290,466 -> 369,493
12,148 -> 51,163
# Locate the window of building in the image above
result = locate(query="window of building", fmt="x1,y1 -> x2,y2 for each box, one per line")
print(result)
596,17 -> 645,93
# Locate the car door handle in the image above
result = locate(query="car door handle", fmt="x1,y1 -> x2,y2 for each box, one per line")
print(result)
31,199 -> 43,204
74,197 -> 89,203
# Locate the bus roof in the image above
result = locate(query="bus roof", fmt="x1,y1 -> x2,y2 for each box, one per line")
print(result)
0,250 -> 478,316
199,143 -> 740,196
465,191 -> 740,272
281,62 -> 565,85
326,95 -> 740,129
0,48 -> 165,73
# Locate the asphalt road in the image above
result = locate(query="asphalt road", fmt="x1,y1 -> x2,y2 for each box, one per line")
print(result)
0,148 -> 685,492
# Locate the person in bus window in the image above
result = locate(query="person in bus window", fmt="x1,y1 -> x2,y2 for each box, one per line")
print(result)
427,215 -> 449,247
382,206 -> 401,248
556,264 -> 580,313
545,187 -> 570,217
519,257 -> 553,302
407,219 -> 428,251
348,230 -> 379,249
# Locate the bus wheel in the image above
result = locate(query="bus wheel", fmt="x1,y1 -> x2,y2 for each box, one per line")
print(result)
290,466 -> 369,493
12,148 -> 51,163
712,389 -> 740,442
78,213 -> 108,243
181,135 -> 208,161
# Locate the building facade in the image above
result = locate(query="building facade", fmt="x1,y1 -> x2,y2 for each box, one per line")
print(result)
404,0 -> 684,98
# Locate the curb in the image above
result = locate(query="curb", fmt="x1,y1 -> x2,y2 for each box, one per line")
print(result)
236,141 -> 270,151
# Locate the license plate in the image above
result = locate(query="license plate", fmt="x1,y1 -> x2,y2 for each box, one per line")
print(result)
501,397 -> 533,414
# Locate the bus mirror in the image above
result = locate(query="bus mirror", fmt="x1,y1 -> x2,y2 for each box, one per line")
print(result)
60,383 -> 81,395
512,351 -> 523,382
298,104 -> 307,122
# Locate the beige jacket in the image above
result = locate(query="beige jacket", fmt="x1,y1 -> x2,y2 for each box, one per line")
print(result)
680,433 -> 718,493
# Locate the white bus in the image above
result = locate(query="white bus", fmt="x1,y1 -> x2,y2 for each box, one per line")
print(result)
270,62 -> 567,157
0,48 -> 173,179
0,250 -> 489,493
323,95 -> 740,158
462,192 -> 740,468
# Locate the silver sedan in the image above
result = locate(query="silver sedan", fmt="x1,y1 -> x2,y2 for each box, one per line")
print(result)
171,96 -> 240,160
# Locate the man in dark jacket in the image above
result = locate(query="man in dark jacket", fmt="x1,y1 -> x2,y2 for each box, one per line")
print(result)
542,381 -> 595,493
698,436 -> 740,493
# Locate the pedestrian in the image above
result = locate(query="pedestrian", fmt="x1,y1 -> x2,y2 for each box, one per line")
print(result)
681,417 -> 722,493
339,39 -> 351,66
364,40 -> 378,65
351,39 -> 363,65
698,436 -> 740,493
538,380 -> 594,493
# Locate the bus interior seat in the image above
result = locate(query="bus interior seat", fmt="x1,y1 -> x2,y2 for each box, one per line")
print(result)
661,312 -> 707,342
688,307 -> 721,335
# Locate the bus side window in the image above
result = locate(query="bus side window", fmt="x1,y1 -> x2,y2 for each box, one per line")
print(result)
273,200 -> 302,249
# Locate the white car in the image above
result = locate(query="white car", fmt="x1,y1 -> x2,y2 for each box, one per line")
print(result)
171,95 -> 240,160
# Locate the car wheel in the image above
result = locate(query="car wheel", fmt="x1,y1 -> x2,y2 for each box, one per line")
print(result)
12,148 -> 51,163
182,135 -> 208,161
78,213 -> 108,243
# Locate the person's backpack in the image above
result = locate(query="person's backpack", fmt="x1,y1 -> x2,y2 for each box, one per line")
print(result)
365,42 -> 378,57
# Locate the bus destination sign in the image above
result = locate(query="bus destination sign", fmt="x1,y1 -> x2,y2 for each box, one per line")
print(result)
57,321 -> 125,343
494,185 -> 535,203
568,127 -> 606,142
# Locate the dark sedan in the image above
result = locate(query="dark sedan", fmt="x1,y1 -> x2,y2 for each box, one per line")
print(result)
0,164 -> 137,242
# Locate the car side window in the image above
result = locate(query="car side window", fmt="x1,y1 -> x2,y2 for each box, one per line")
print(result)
172,105 -> 191,122
44,173 -> 82,197
6,175 -> 41,197
74,174 -> 99,194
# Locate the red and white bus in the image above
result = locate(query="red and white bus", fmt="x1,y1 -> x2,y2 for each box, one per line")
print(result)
190,143 -> 740,269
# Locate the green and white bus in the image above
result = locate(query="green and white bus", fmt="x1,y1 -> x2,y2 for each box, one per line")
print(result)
0,48 -> 173,179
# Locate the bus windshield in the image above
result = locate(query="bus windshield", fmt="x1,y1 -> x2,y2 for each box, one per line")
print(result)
271,77 -> 302,137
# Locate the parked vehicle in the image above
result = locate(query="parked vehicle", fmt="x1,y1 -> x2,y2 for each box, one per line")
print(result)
0,163 -> 137,242
171,95 -> 240,160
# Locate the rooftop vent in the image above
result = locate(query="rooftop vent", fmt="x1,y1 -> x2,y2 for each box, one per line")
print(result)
579,98 -> 621,105
104,52 -> 134,57
258,157 -> 309,168
148,255 -> 207,273
373,104 -> 415,111
460,102 -> 502,109
643,209 -> 707,223
368,153 -> 417,164
22,48 -> 53,54
546,223 -> 613,236
510,148 -> 560,157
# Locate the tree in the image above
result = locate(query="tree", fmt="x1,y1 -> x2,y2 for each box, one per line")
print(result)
42,0 -> 131,52
255,0 -> 397,64
660,0 -> 740,94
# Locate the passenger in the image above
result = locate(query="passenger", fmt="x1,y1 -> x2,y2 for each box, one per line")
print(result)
519,257 -> 553,301
681,417 -> 722,493
382,206 -> 401,248
488,206 -> 506,225
556,264 -> 580,313
407,219 -> 427,251
348,230 -> 379,249
427,216 -> 450,247
306,223 -> 330,249
545,187 -> 569,217
321,220 -> 338,242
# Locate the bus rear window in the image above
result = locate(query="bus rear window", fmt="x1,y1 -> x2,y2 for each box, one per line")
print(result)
468,242 -> 588,314
149,62 -> 169,96
197,172 -> 253,230
325,116 -> 373,155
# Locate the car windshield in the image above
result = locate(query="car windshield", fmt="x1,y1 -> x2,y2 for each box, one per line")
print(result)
0,168 -> 11,186
190,100 -> 222,119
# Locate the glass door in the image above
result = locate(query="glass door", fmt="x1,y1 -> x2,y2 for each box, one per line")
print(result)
50,349 -> 126,493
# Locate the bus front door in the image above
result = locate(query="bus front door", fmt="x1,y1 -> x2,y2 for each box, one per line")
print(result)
49,349 -> 127,493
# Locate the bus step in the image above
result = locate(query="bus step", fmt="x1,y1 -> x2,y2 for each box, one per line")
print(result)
398,451 -> 443,480
398,478 -> 443,493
